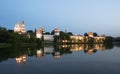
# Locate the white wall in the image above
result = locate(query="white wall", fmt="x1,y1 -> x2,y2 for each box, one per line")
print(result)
36,34 -> 42,38
44,35 -> 54,41
55,33 -> 60,36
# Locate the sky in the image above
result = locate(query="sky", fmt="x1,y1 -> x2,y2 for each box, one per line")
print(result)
0,0 -> 120,37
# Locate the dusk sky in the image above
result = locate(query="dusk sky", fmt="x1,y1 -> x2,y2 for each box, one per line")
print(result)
0,0 -> 120,37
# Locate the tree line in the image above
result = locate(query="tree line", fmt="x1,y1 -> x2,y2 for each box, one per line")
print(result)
0,26 -> 42,46
0,26 -> 114,45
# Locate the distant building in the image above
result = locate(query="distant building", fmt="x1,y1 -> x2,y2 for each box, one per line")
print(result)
36,27 -> 44,38
70,34 -> 105,43
54,28 -> 60,36
36,28 -> 60,41
94,36 -> 105,43
88,32 -> 94,37
14,20 -> 26,34
36,30 -> 42,38
70,35 -> 84,43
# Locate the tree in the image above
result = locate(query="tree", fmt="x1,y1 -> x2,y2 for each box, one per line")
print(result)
104,36 -> 113,43
44,32 -> 50,35
0,27 -> 10,43
60,31 -> 70,41
67,32 -> 73,35
88,37 -> 94,44
93,32 -> 98,37
51,30 -> 54,35
84,33 -> 88,36
27,30 -> 34,34
8,29 -> 14,33
0,26 -> 7,31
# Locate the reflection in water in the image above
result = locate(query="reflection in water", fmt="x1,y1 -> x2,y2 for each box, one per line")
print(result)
36,44 -> 106,59
84,44 -> 105,55
15,54 -> 26,64
1,44 -> 120,74
54,52 -> 60,59
0,44 -> 114,63
37,49 -> 44,58
70,44 -> 84,51
58,44 -> 105,54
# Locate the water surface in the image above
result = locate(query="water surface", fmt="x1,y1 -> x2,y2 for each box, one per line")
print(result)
0,44 -> 120,74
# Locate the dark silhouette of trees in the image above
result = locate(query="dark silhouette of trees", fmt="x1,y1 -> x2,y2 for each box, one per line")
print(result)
84,33 -> 88,36
44,32 -> 50,35
114,37 -> 120,42
8,29 -> 14,33
27,30 -> 34,34
0,27 -> 10,43
88,37 -> 94,44
51,30 -> 54,35
104,36 -> 113,43
67,32 -> 73,35
93,32 -> 98,37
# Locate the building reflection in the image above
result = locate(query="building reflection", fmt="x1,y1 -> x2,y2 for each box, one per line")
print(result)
15,54 -> 26,64
37,49 -> 44,58
54,52 -> 60,59
14,44 -> 109,63
36,46 -> 61,59
35,44 -> 106,59
70,44 -> 84,51
59,44 -> 105,55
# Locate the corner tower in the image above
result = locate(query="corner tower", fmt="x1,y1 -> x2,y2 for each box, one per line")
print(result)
54,28 -> 60,36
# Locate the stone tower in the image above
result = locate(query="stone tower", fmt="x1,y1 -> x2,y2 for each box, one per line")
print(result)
54,28 -> 60,36
36,27 -> 44,38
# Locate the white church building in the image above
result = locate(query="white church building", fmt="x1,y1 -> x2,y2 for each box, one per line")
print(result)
14,20 -> 26,34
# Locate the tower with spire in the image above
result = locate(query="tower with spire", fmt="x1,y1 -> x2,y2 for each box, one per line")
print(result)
20,20 -> 26,34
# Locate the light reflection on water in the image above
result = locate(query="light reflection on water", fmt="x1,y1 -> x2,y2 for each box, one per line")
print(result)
0,44 -> 120,74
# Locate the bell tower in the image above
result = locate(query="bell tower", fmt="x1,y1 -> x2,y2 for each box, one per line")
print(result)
21,20 -> 26,34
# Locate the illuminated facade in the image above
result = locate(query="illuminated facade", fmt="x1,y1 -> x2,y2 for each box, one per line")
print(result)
70,33 -> 105,43
94,37 -> 105,43
14,20 -> 26,34
70,35 -> 84,43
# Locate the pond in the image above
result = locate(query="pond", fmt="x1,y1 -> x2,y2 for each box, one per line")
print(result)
0,44 -> 120,74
